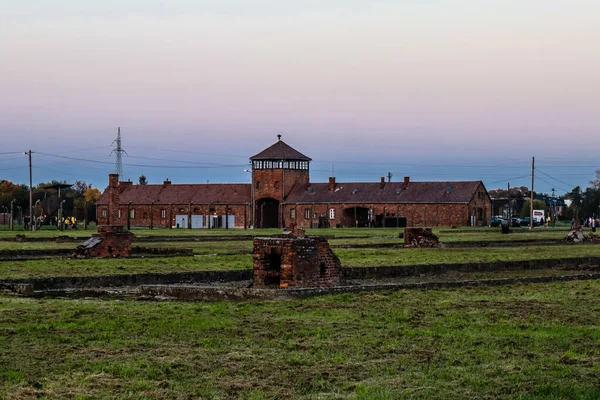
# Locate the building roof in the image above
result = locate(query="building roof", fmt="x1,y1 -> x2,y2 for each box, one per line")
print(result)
250,140 -> 311,161
97,183 -> 251,205
285,181 -> 484,204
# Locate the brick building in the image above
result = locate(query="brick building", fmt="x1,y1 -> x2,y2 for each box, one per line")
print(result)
97,138 -> 491,228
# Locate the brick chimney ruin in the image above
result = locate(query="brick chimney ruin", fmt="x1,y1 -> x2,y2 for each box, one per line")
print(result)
78,174 -> 133,257
253,226 -> 342,288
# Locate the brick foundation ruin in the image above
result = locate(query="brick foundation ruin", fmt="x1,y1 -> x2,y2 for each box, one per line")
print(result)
77,225 -> 134,257
77,173 -> 134,257
253,227 -> 342,288
404,227 -> 441,247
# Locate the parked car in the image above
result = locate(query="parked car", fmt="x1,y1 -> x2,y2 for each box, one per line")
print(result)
490,217 -> 505,227
511,217 -> 521,227
519,217 -> 542,227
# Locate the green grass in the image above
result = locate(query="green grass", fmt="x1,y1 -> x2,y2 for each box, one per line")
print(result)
1,280 -> 600,398
1,244 -> 600,280
335,245 -> 600,267
0,255 -> 252,279
0,242 -> 77,251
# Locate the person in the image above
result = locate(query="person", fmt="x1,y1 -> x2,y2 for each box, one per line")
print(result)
24,216 -> 29,230
593,215 -> 597,233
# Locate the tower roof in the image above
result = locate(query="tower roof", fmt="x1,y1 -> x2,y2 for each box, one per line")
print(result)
250,140 -> 311,161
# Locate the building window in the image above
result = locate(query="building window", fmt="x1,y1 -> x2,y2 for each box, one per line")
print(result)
143,212 -> 147,219
101,209 -> 107,218
304,208 -> 311,219
255,181 -> 261,189
118,210 -> 121,218
161,209 -> 166,219
179,208 -> 184,212
130,209 -> 135,218
329,208 -> 335,219
291,209 -> 296,219
274,181 -> 280,189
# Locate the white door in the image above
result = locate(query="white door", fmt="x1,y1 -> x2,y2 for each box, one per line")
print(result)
191,215 -> 203,229
176,215 -> 188,228
226,215 -> 235,228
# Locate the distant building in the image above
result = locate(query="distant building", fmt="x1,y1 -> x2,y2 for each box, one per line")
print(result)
97,139 -> 492,228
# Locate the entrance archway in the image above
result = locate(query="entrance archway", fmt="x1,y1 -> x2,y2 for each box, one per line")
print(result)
256,198 -> 280,228
342,207 -> 370,227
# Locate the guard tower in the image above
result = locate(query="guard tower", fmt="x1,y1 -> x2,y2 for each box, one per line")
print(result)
250,136 -> 311,228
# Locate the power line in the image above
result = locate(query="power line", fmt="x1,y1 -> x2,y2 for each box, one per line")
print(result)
126,155 -> 238,166
127,145 -> 247,159
486,175 -> 532,185
535,168 -> 577,189
535,175 -> 570,194
35,152 -> 247,169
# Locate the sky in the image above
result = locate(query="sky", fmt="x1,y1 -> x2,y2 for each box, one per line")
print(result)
1,0 -> 599,196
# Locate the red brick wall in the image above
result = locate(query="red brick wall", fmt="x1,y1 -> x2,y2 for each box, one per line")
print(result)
107,174 -> 120,225
253,169 -> 309,202
253,236 -> 341,288
467,182 -> 492,226
282,202 -> 477,228
87,225 -> 134,257
98,203 -> 251,228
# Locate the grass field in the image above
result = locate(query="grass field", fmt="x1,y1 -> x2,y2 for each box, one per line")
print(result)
0,224 -> 577,239
2,280 -> 600,399
1,244 -> 600,280
1,225 -> 599,398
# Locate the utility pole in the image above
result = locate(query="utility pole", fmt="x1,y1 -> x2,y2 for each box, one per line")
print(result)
507,182 -> 511,221
387,172 -> 393,183
24,150 -> 33,232
551,188 -> 556,227
10,199 -> 15,231
530,157 -> 535,230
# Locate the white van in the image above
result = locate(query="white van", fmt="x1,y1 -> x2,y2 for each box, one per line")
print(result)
533,209 -> 545,224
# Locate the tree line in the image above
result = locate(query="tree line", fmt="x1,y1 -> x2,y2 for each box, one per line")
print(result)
0,180 -> 101,223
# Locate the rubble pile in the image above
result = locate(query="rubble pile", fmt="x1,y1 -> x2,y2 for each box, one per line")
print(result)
404,227 -> 441,248
564,227 -> 600,243
564,227 -> 585,243
585,233 -> 600,243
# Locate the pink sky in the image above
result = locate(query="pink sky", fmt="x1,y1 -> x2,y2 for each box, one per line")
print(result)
1,1 -> 599,193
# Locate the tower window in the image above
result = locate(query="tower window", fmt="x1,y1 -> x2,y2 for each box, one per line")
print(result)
161,209 -> 166,219
101,209 -> 107,218
274,181 -> 280,189
329,208 -> 335,219
304,208 -> 311,219
255,181 -> 261,189
290,209 -> 296,219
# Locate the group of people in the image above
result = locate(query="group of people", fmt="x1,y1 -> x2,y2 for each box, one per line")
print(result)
60,216 -> 78,230
23,215 -> 46,230
21,215 -> 78,230
571,216 -> 599,232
